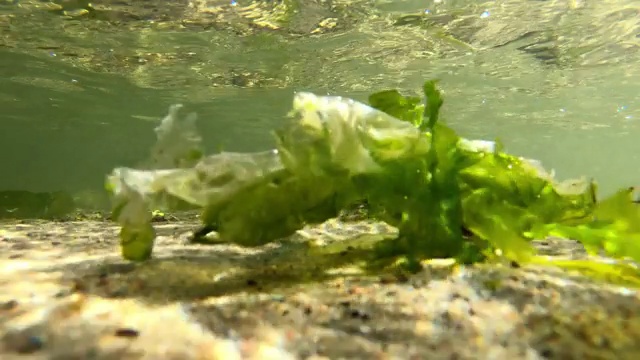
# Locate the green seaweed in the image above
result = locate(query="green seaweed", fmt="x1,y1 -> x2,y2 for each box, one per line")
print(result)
105,80 -> 640,283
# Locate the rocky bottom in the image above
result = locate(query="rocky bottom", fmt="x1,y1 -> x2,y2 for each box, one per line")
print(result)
1,218 -> 639,359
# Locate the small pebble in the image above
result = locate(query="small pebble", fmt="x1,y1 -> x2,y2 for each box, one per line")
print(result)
114,328 -> 140,338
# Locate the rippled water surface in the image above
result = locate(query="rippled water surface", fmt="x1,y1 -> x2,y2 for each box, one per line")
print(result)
0,0 -> 638,198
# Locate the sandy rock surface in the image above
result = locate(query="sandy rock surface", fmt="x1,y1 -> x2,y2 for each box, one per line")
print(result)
1,218 -> 640,359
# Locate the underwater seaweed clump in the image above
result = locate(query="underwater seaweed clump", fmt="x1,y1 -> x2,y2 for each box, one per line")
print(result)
105,80 -> 640,277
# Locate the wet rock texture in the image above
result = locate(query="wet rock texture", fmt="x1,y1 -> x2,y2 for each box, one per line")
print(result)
1,218 -> 640,359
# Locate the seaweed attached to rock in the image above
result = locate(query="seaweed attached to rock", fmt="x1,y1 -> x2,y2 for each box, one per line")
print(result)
105,80 -> 640,281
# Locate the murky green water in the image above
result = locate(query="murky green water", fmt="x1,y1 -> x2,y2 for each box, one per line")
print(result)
0,0 -> 638,211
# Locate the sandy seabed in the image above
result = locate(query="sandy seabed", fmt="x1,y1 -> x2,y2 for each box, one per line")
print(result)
1,218 -> 639,360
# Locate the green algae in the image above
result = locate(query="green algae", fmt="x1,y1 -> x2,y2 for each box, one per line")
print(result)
105,80 -> 640,284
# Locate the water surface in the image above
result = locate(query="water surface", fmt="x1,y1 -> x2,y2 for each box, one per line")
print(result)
0,0 -> 638,200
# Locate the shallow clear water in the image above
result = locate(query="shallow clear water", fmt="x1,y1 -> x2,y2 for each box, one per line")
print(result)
0,0 -> 638,201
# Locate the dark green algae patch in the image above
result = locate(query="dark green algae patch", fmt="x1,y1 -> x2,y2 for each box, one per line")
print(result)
105,80 -> 640,287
